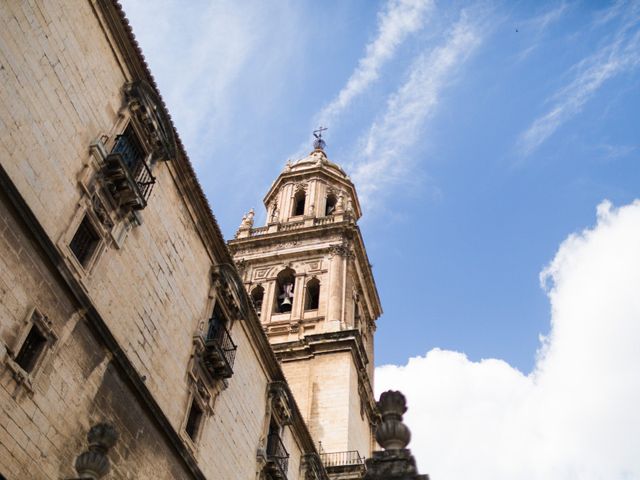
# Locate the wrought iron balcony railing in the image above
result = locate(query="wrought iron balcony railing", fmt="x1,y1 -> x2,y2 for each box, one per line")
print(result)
103,132 -> 155,211
319,450 -> 365,473
201,320 -> 237,380
266,433 -> 289,479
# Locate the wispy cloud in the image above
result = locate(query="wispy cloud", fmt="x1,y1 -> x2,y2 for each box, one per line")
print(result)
314,0 -> 434,130
121,0 -> 303,162
514,3 -> 570,62
523,2 -> 570,32
349,10 -> 486,203
517,5 -> 640,156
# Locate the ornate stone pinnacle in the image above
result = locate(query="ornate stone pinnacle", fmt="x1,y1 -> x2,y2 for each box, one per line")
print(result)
74,423 -> 118,479
375,390 -> 411,450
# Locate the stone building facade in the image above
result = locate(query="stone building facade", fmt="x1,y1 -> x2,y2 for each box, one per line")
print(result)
0,1 -> 328,478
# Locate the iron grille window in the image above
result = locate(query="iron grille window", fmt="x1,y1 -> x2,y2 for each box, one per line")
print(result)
267,432 -> 289,476
112,124 -> 145,171
15,324 -> 47,373
185,398 -> 203,441
69,215 -> 100,266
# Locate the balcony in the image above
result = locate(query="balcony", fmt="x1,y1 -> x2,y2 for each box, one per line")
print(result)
265,433 -> 289,479
103,131 -> 155,211
319,450 -> 366,477
201,320 -> 237,380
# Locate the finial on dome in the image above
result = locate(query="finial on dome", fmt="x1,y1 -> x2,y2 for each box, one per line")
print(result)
313,126 -> 327,150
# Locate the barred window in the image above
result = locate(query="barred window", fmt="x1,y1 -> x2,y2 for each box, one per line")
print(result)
69,215 -> 100,266
112,124 -> 145,171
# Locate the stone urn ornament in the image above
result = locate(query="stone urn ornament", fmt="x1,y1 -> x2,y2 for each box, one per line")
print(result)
73,423 -> 118,479
375,390 -> 411,450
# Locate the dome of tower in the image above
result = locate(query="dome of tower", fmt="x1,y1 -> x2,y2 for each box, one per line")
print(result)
286,148 -> 348,178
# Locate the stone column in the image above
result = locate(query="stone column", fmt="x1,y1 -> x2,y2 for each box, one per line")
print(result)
262,280 -> 277,323
291,274 -> 305,321
326,246 -> 345,328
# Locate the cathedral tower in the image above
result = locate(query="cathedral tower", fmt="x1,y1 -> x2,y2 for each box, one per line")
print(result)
228,134 -> 381,475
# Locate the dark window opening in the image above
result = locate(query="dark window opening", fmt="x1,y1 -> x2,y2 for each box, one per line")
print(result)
185,398 -> 203,441
305,279 -> 320,310
69,216 -> 100,266
293,190 -> 305,216
274,268 -> 295,313
206,304 -> 227,341
266,418 -> 289,475
112,124 -> 145,171
325,194 -> 337,216
251,286 -> 264,317
15,324 -> 47,373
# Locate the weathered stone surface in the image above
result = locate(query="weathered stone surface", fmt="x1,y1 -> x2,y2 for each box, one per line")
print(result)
364,449 -> 428,480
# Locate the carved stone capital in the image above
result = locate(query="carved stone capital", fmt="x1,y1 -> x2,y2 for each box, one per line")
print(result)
269,381 -> 293,426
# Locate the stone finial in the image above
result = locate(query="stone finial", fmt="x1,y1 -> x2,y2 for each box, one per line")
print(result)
239,208 -> 255,229
376,390 -> 411,450
74,423 -> 118,479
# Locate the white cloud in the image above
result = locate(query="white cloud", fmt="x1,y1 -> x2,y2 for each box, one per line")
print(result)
376,199 -> 640,479
315,0 -> 434,129
121,0 -> 303,161
349,10 -> 485,203
517,6 -> 640,156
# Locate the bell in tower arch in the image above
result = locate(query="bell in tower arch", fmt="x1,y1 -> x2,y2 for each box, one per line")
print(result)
275,268 -> 296,313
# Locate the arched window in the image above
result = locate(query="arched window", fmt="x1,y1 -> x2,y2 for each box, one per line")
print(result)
305,278 -> 320,310
274,268 -> 296,313
325,194 -> 337,216
293,190 -> 306,216
251,285 -> 265,317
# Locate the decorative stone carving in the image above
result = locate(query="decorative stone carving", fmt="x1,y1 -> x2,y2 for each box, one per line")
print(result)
269,381 -> 293,426
123,80 -> 176,162
269,202 -> 279,223
364,390 -> 429,480
376,391 -> 411,449
335,192 -> 345,214
239,208 -> 255,229
329,242 -> 351,258
73,423 -> 118,480
302,452 -> 328,480
91,193 -> 114,229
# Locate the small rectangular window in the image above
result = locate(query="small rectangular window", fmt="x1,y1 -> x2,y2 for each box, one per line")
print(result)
185,398 -> 203,441
69,215 -> 100,266
15,324 -> 47,373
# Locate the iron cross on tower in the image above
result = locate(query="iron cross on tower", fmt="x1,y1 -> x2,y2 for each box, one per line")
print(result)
313,126 -> 327,150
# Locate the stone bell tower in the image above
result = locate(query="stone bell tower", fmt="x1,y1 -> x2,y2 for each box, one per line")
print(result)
228,131 -> 382,476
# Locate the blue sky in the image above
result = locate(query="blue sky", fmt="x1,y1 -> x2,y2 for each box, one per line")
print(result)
121,0 -> 640,374
121,1 -> 640,477
125,0 -> 638,375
